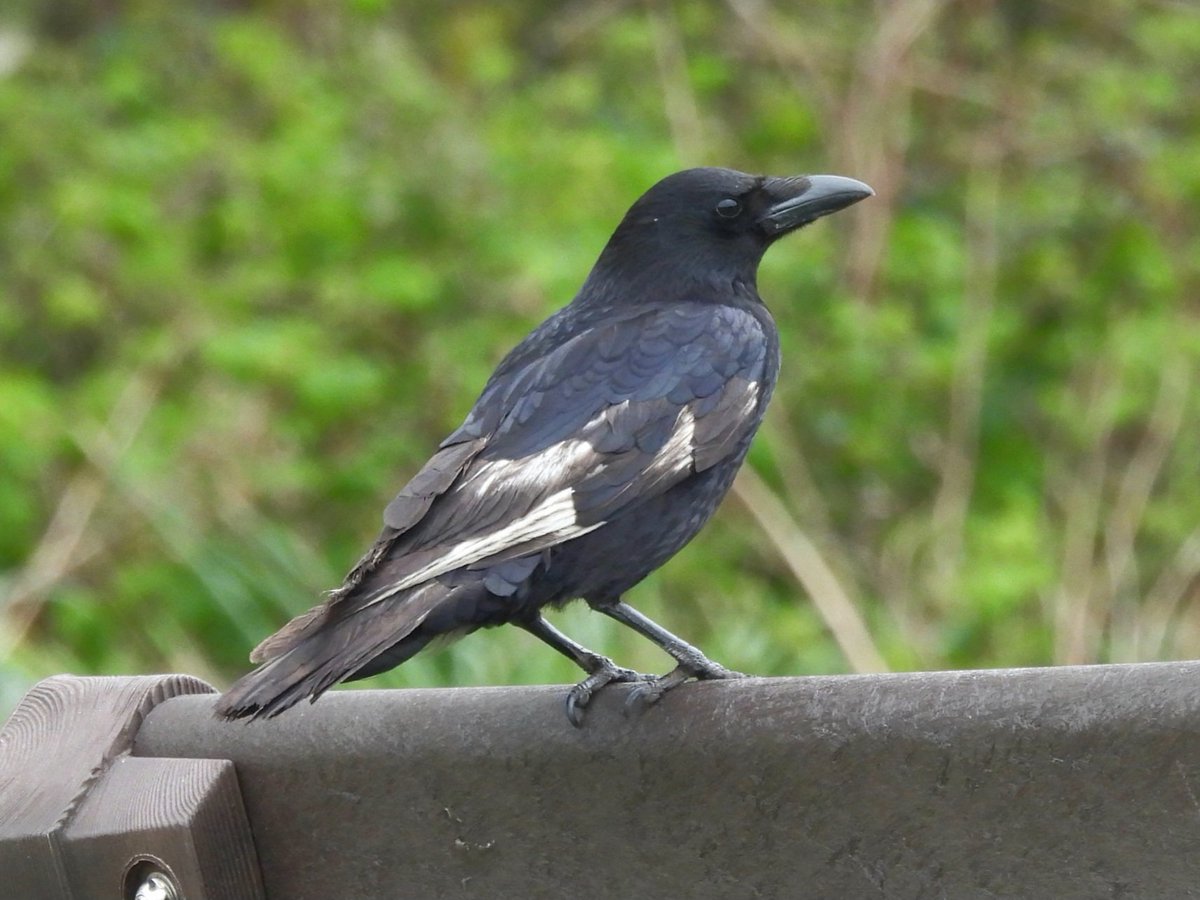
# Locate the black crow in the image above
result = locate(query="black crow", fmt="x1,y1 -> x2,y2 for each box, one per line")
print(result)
215,167 -> 872,726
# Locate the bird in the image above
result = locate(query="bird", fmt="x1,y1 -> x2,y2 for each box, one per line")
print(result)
215,166 -> 873,726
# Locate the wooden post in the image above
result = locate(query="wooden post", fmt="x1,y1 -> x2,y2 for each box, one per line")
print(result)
0,675 -> 264,900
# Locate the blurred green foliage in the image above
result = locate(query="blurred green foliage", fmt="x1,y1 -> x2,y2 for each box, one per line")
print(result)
1,0 -> 1198,716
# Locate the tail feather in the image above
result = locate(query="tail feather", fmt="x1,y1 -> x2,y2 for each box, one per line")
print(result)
215,581 -> 448,720
248,601 -> 328,664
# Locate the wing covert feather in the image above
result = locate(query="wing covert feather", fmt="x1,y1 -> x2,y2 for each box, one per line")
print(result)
331,302 -> 772,616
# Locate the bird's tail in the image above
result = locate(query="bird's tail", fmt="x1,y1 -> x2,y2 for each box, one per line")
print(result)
214,580 -> 449,721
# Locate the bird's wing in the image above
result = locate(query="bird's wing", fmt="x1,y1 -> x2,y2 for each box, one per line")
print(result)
246,435 -> 486,663
357,301 -> 771,607
250,301 -> 770,664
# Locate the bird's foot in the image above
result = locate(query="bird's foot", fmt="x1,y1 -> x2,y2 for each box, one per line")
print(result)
624,659 -> 745,716
565,659 -> 655,727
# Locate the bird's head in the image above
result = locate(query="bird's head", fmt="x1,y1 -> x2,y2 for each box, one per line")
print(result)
589,167 -> 873,295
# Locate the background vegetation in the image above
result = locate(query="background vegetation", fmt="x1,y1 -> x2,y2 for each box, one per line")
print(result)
2,0 -> 1198,717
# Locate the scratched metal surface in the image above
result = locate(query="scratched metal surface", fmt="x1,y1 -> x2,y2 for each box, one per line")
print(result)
136,664 -> 1200,899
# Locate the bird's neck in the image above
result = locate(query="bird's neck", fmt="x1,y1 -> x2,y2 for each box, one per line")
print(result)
580,240 -> 762,307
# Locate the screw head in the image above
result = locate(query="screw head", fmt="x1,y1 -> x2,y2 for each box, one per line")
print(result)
133,872 -> 178,900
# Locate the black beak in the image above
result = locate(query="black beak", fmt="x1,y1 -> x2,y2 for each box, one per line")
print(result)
758,174 -> 874,236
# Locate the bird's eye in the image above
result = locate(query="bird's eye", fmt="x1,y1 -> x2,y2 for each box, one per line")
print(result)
715,198 -> 741,218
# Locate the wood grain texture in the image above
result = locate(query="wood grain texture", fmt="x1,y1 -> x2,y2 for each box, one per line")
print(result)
0,674 -> 216,899
65,757 -> 265,900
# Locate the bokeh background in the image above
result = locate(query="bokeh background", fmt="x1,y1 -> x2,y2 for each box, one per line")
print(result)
2,0 -> 1198,717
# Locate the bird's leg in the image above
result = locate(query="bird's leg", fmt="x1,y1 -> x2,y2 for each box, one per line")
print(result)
592,600 -> 745,713
595,600 -> 743,679
517,614 -> 654,727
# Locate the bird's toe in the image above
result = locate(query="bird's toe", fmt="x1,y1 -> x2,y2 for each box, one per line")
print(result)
622,682 -> 659,716
564,660 -> 655,727
695,663 -> 745,681
622,665 -> 693,717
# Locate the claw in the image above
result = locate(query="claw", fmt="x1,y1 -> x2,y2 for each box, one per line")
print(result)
564,660 -> 653,727
623,668 -> 686,716
564,677 -> 599,727
622,662 -> 746,717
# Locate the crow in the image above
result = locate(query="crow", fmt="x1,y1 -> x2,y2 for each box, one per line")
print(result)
215,167 -> 872,726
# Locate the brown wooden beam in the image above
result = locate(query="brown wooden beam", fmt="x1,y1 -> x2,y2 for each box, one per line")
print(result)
138,663 -> 1200,899
6,664 -> 1200,897
0,675 -> 263,900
